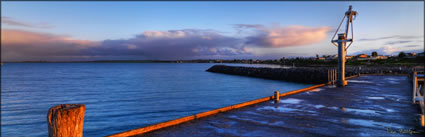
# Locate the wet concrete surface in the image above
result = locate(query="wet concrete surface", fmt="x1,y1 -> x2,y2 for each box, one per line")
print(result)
138,75 -> 424,137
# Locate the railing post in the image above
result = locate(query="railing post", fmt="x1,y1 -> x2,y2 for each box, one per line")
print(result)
274,91 -> 280,103
421,115 -> 424,127
334,69 -> 337,84
47,104 -> 85,137
413,72 -> 417,104
357,66 -> 361,76
328,69 -> 330,83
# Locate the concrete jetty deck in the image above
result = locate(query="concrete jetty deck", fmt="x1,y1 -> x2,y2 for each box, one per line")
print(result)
138,75 -> 424,137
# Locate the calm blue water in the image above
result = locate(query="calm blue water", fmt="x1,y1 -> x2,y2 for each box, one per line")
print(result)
1,63 -> 311,137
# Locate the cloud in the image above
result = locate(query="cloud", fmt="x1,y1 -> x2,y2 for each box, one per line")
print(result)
358,35 -> 423,42
401,49 -> 425,54
382,46 -> 398,54
385,40 -> 412,45
354,35 -> 423,55
404,45 -> 421,48
0,24 -> 337,61
351,46 -> 399,55
357,36 -> 395,41
1,29 -> 98,61
351,46 -> 424,56
1,16 -> 53,28
1,29 -> 250,61
241,24 -> 331,48
87,29 -> 248,59
234,24 -> 265,32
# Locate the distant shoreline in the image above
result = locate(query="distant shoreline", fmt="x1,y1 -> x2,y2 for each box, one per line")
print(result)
3,60 -> 181,63
2,56 -> 423,67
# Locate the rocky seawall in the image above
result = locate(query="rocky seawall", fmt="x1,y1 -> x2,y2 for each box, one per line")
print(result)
206,65 -> 412,84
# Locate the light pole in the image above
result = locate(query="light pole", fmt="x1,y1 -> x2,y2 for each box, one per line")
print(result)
331,5 -> 358,87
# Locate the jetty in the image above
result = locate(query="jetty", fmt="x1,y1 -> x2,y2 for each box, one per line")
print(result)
45,65 -> 424,137
137,75 -> 423,137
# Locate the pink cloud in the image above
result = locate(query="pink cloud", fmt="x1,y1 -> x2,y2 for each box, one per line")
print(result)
243,25 -> 331,48
1,29 -> 97,47
1,29 -> 98,61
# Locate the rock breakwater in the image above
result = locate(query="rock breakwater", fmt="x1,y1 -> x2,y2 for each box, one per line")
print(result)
206,65 -> 411,84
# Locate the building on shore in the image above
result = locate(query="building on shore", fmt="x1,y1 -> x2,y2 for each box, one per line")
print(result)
353,53 -> 389,61
346,56 -> 354,60
355,54 -> 369,60
404,52 -> 417,59
370,55 -> 388,60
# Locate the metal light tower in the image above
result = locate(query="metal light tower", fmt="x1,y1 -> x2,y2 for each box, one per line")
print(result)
331,5 -> 358,87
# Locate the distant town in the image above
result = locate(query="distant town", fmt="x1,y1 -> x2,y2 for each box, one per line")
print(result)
317,51 -> 422,61
186,51 -> 424,67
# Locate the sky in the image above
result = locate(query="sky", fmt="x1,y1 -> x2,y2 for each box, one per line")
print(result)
1,1 -> 424,61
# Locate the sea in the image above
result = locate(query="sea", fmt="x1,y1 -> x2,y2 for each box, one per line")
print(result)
1,63 -> 311,136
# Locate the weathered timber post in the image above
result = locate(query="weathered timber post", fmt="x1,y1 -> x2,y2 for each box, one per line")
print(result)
274,91 -> 280,103
47,104 -> 85,137
413,72 -> 417,104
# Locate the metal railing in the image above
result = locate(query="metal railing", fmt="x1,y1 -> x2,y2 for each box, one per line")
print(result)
413,66 -> 425,72
328,68 -> 337,84
412,66 -> 425,127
